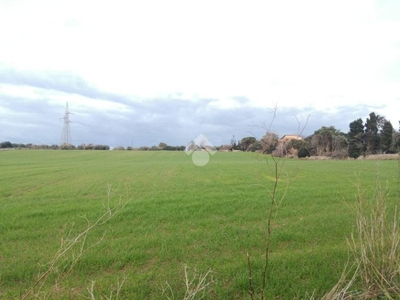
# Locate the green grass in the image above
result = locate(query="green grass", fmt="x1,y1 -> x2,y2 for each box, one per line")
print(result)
0,150 -> 398,299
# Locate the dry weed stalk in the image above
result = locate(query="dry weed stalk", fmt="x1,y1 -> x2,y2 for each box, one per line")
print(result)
262,155 -> 288,299
22,184 -> 126,300
161,264 -> 215,300
247,107 -> 305,299
86,276 -> 126,300
319,261 -> 359,300
248,155 -> 289,300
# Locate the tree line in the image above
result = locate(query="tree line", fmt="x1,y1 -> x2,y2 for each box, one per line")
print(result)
0,142 -> 62,150
0,142 -> 111,150
1,112 -> 399,157
236,112 -> 400,158
0,141 -> 186,151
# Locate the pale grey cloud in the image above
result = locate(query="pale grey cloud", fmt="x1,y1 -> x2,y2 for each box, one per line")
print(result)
0,65 -> 396,147
0,81 -> 388,148
0,65 -> 134,106
0,1 -> 399,147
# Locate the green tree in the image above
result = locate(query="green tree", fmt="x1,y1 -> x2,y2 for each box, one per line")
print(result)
298,147 -> 310,158
380,120 -> 393,153
365,112 -> 384,154
348,118 -> 365,158
247,140 -> 262,152
332,135 -> 349,158
240,137 -> 257,151
282,138 -> 309,157
310,126 -> 345,156
0,141 -> 12,148
158,142 -> 167,149
389,121 -> 400,153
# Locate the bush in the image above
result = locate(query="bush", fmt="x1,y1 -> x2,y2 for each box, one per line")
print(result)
349,151 -> 361,159
113,146 -> 126,151
298,148 -> 310,158
247,141 -> 262,152
60,143 -> 75,150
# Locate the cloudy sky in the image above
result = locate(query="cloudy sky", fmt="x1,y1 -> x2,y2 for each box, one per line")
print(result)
0,0 -> 399,147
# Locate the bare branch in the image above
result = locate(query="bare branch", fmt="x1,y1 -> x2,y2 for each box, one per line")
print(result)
22,185 -> 127,300
292,114 -> 311,138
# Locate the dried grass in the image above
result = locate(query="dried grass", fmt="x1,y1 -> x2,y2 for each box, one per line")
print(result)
348,182 -> 400,299
322,180 -> 400,299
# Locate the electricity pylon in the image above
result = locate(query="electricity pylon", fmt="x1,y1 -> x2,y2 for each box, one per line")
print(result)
60,102 -> 73,146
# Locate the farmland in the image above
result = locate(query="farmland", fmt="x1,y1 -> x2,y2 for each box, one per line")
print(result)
0,150 -> 399,299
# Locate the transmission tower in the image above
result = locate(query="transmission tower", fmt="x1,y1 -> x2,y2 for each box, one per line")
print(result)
60,102 -> 73,145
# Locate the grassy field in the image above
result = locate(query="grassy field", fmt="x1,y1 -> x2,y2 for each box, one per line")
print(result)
0,150 -> 399,299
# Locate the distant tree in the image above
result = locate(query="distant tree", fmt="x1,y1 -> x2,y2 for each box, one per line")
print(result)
247,140 -> 262,152
392,131 -> 400,153
94,144 -> 110,150
84,143 -> 94,150
271,137 -> 309,157
113,146 -> 126,150
60,143 -> 75,150
163,145 -> 185,151
331,135 -> 349,158
310,126 -> 345,156
220,144 -> 231,151
12,143 -> 27,148
349,118 -> 364,137
158,142 -> 167,149
260,132 -> 279,154
229,142 -> 237,151
298,148 -> 310,158
0,141 -> 12,148
380,120 -> 393,153
365,112 -> 384,154
291,138 -> 308,149
348,118 -> 365,158
235,141 -> 242,151
240,137 -> 257,151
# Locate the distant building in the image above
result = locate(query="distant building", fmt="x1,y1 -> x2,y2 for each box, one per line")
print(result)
280,135 -> 303,142
275,135 -> 303,157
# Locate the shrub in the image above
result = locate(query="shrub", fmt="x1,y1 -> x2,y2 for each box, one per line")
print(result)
60,143 -> 75,150
247,141 -> 262,152
298,148 -> 310,158
113,146 -> 126,150
349,151 -> 361,159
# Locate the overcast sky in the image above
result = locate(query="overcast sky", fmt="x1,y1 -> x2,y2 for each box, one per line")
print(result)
0,0 -> 399,147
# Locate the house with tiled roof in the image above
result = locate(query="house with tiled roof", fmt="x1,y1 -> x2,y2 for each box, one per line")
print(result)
280,135 -> 303,142
274,135 -> 303,156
